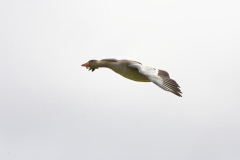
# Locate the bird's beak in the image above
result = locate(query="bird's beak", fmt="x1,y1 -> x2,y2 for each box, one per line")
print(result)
81,62 -> 89,67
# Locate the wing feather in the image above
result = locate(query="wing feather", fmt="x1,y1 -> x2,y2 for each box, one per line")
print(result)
129,64 -> 182,97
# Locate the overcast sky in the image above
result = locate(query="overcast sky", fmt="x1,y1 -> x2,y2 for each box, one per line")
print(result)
1,0 -> 240,160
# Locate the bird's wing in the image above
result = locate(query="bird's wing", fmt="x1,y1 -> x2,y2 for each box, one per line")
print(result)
129,64 -> 182,97
101,58 -> 119,62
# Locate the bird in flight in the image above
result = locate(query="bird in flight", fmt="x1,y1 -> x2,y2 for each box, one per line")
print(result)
82,58 -> 182,97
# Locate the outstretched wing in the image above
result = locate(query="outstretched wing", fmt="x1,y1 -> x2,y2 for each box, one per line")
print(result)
101,58 -> 118,62
129,64 -> 182,97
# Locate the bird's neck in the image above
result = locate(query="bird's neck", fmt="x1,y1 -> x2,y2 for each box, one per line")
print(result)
96,61 -> 116,68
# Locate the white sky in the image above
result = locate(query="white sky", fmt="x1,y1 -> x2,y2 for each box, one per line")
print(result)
1,0 -> 240,160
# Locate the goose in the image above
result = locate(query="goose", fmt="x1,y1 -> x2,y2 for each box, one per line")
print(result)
82,58 -> 182,97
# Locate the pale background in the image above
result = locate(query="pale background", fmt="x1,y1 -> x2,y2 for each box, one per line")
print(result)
1,0 -> 240,160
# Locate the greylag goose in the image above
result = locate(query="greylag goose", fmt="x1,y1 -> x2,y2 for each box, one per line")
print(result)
82,58 -> 182,97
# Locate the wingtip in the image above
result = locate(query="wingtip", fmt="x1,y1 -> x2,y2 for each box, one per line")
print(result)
173,92 -> 182,97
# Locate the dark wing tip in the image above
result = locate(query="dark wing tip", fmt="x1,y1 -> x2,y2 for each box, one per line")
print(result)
172,91 -> 182,97
163,79 -> 182,97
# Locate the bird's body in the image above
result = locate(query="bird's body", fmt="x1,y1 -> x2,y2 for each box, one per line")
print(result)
103,60 -> 151,82
82,58 -> 182,97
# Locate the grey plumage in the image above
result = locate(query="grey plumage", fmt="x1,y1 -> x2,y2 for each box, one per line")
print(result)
82,58 -> 182,97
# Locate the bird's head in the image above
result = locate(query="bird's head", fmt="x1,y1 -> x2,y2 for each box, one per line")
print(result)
81,60 -> 99,72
